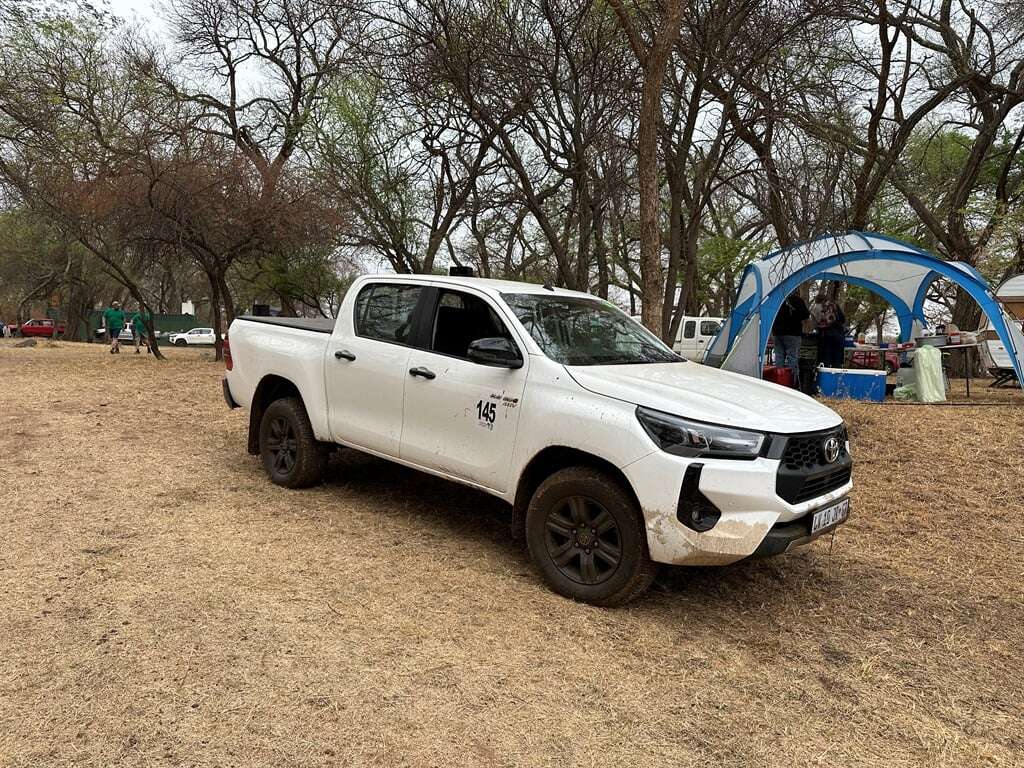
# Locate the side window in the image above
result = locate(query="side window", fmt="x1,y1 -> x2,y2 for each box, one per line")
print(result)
354,284 -> 422,344
683,320 -> 696,339
431,290 -> 514,360
701,320 -> 721,337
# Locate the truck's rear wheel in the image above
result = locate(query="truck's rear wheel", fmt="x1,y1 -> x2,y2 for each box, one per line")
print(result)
525,467 -> 656,606
259,397 -> 328,488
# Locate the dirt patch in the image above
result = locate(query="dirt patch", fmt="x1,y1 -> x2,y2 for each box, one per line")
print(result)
0,342 -> 1021,767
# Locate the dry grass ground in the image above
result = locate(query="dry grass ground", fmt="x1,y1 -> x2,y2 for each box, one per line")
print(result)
1,341 -> 1022,768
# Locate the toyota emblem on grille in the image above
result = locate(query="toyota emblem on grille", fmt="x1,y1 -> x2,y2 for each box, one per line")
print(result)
823,437 -> 841,464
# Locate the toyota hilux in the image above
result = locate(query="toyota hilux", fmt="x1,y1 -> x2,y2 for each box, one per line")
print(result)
223,275 -> 852,605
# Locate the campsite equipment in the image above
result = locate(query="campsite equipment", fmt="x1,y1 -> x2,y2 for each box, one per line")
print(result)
981,329 -> 1020,388
707,232 -> 1024,388
762,365 -> 794,388
817,367 -> 886,402
914,345 -> 946,402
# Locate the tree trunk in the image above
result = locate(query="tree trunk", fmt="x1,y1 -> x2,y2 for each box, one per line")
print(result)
662,173 -> 683,340
593,205 -> 609,299
637,63 -> 666,337
215,271 -> 236,362
207,271 -> 224,362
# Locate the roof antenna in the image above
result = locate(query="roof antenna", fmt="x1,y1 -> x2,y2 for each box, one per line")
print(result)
542,281 -> 555,291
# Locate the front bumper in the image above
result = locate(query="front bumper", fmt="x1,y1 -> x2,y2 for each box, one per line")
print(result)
622,449 -> 851,566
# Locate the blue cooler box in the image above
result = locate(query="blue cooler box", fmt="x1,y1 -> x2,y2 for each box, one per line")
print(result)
817,367 -> 886,401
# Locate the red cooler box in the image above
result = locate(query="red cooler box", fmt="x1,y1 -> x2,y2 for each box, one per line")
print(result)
762,365 -> 794,388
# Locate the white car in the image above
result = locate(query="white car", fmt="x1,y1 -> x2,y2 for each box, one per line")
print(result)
223,275 -> 852,605
169,327 -> 216,346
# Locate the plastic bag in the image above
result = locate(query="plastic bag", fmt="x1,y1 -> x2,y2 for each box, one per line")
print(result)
893,384 -> 917,401
914,345 -> 946,403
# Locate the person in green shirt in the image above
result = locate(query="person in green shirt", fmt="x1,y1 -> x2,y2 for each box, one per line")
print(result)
131,307 -> 152,355
102,301 -> 125,354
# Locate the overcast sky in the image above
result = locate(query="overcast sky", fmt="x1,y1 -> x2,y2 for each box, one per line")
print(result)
106,0 -> 165,34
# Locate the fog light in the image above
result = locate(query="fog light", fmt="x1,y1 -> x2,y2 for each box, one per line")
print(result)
676,463 -> 722,532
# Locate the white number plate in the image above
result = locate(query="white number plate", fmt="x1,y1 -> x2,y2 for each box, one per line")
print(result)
810,498 -> 850,535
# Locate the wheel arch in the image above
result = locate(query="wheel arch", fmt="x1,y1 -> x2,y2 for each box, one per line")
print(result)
247,374 -> 305,455
511,446 -> 641,541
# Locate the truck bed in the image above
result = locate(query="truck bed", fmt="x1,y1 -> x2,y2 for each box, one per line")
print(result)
235,315 -> 335,334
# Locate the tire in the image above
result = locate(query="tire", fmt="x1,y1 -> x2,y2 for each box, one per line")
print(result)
258,397 -> 329,488
175,338 -> 187,346
525,466 -> 656,606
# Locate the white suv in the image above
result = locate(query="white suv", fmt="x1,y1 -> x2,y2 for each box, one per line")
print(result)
169,328 -> 216,346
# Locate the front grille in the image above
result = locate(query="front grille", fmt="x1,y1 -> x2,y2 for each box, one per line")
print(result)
791,466 -> 851,503
772,427 -> 852,504
781,428 -> 849,470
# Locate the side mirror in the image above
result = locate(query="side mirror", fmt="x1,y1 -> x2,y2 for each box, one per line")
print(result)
467,337 -> 523,369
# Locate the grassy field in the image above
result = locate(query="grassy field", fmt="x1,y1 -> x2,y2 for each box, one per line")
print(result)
1,341 -> 1022,767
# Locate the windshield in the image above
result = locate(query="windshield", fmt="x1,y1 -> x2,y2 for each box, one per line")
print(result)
502,293 -> 682,366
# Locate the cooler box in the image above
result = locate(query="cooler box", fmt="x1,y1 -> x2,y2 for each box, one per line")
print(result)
817,367 -> 886,402
762,365 -> 794,388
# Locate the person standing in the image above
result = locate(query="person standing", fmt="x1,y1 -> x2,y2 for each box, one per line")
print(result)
131,306 -> 152,355
771,293 -> 809,387
812,290 -> 847,368
103,301 -> 126,354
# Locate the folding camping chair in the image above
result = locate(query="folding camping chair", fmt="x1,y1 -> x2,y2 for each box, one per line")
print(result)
981,330 -> 1021,388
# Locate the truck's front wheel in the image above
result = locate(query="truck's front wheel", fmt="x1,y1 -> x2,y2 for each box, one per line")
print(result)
259,397 -> 328,488
525,467 -> 656,606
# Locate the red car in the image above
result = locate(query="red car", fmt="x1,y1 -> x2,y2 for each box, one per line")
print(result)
849,348 -> 901,374
17,319 -> 66,338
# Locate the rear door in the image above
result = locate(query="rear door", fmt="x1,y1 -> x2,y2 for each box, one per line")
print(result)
400,287 -> 528,492
326,281 -> 427,457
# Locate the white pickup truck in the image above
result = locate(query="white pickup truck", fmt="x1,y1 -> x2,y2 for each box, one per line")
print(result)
223,275 -> 852,605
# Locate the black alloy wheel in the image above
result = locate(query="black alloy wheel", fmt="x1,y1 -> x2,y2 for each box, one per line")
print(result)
544,495 -> 622,585
258,397 -> 328,488
265,416 -> 297,476
525,466 -> 656,606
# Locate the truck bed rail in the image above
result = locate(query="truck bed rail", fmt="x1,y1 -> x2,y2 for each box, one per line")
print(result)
235,315 -> 334,334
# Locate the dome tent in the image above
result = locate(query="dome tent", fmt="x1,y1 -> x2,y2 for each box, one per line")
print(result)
704,231 -> 1024,386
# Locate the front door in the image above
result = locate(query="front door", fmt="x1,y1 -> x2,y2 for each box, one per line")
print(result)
326,282 -> 425,457
400,288 -> 528,493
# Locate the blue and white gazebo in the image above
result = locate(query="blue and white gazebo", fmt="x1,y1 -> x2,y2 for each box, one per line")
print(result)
704,231 -> 1024,384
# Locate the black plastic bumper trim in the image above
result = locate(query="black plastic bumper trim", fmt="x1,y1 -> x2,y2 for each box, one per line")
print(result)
222,377 -> 239,409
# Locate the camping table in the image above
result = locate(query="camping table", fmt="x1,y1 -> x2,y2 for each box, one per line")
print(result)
933,342 -> 982,399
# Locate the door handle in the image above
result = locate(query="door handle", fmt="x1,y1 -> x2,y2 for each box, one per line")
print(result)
409,366 -> 436,380
334,350 -> 356,361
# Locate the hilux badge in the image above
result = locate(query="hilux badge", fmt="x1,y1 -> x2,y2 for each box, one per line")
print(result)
823,437 -> 841,464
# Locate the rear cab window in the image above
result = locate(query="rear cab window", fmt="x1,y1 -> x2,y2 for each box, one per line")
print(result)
354,283 -> 423,345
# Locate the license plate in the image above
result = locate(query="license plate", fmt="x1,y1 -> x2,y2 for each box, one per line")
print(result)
810,498 -> 850,535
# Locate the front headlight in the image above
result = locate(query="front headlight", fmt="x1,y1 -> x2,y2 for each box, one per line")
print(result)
636,407 -> 765,460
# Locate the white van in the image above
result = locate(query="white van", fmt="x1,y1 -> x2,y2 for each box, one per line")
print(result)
673,316 -> 724,361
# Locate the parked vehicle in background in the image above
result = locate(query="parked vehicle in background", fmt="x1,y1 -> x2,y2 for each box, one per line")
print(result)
223,275 -> 853,606
672,316 -> 724,360
849,349 -> 901,374
169,328 -> 217,346
18,319 -> 66,338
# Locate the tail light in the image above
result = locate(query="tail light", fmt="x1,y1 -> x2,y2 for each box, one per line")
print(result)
223,335 -> 233,371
